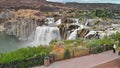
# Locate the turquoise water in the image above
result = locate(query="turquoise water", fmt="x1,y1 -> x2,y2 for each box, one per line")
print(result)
0,32 -> 25,53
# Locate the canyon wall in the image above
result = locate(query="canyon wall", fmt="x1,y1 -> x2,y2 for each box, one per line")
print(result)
0,9 -> 45,41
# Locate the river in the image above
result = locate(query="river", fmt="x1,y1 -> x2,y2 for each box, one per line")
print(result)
0,32 -> 26,53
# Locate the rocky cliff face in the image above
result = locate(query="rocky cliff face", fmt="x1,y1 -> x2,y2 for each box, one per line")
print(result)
4,17 -> 37,41
0,9 -> 45,41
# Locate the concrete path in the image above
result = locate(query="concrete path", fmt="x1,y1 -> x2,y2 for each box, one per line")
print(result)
32,50 -> 120,68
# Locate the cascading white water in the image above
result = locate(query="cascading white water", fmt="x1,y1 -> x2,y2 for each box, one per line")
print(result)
67,23 -> 89,40
55,19 -> 61,26
84,31 -> 96,38
67,27 -> 81,40
31,26 -> 61,46
45,18 -> 54,25
67,29 -> 78,40
45,18 -> 61,27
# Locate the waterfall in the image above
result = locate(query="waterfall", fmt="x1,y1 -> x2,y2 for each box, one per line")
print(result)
67,23 -> 88,40
31,26 -> 61,46
84,31 -> 96,38
45,18 -> 54,25
67,27 -> 81,40
85,19 -> 92,26
55,19 -> 61,26
67,29 -> 78,40
45,18 -> 61,27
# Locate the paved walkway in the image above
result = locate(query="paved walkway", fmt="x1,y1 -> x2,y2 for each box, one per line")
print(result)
32,50 -> 120,68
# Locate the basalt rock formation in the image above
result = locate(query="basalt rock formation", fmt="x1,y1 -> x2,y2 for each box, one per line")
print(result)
4,17 -> 37,41
1,9 -> 45,41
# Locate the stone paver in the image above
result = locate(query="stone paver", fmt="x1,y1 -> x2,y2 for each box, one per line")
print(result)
32,50 -> 120,68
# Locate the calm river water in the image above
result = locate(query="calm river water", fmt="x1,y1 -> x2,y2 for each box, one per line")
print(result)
0,32 -> 26,53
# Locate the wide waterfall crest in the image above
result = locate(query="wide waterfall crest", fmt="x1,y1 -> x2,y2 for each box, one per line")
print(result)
31,26 -> 61,46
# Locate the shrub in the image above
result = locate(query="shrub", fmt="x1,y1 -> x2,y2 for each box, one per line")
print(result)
110,32 -> 120,47
51,45 -> 65,61
73,46 -> 89,57
90,46 -> 103,54
85,38 -> 114,54
0,46 -> 50,68
85,39 -> 101,48
63,39 -> 83,44
64,49 -> 71,59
